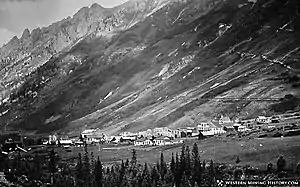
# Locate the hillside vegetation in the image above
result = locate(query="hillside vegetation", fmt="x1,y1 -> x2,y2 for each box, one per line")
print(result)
0,0 -> 300,135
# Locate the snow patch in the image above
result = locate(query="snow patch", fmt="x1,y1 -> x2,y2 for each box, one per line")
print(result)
210,83 -> 220,89
104,91 -> 113,100
168,49 -> 178,57
159,64 -> 170,77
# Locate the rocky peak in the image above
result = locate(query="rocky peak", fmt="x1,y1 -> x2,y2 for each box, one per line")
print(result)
21,28 -> 30,40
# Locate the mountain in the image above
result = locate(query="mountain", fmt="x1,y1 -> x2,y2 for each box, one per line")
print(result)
0,0 -> 300,136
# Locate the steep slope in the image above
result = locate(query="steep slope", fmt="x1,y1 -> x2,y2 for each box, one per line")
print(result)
1,0 -> 300,136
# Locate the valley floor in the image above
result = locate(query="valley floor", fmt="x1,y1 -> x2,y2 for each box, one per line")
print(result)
56,135 -> 300,169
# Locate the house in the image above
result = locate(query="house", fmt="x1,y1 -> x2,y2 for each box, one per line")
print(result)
138,130 -> 153,138
120,132 -> 138,137
237,125 -> 250,132
81,129 -> 107,143
270,116 -> 280,123
170,129 -> 181,138
197,121 -> 226,136
256,116 -> 271,124
153,136 -> 171,146
49,134 -> 58,145
241,119 -> 256,128
74,141 -> 84,147
134,138 -> 153,146
197,123 -> 210,132
58,139 -> 73,145
120,136 -> 136,143
109,136 -> 122,144
219,116 -> 232,125
191,129 -> 200,137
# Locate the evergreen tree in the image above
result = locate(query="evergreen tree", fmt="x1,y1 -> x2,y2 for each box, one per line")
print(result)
49,149 -> 57,185
174,153 -> 181,187
125,158 -> 130,168
118,160 -> 126,186
33,153 -> 42,180
83,144 -> 91,187
151,164 -> 160,186
94,157 -> 103,187
163,168 -> 174,187
235,156 -> 241,164
277,155 -> 286,172
159,152 -> 167,180
170,153 -> 176,175
185,146 -> 192,177
131,149 -> 137,167
191,143 -> 202,187
207,160 -> 216,186
76,153 -> 85,187
142,163 -> 151,187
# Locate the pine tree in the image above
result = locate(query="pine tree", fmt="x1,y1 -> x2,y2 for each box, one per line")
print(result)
277,155 -> 286,172
185,146 -> 192,178
83,144 -> 91,187
118,160 -> 126,186
191,143 -> 202,187
159,152 -> 167,180
34,153 -> 42,180
235,156 -> 241,164
174,153 -> 181,187
125,158 -> 130,168
76,153 -> 85,187
163,168 -> 174,187
142,162 -> 151,187
49,149 -> 57,185
94,157 -> 103,187
170,153 -> 176,175
207,160 -> 216,186
151,164 -> 160,186
131,149 -> 137,167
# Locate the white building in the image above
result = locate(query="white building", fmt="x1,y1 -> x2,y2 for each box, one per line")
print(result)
134,138 -> 153,146
197,123 -> 211,132
219,116 -> 232,124
256,116 -> 271,124
49,134 -> 58,144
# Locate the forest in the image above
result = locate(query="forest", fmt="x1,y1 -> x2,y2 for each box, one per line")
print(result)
1,143 -> 300,187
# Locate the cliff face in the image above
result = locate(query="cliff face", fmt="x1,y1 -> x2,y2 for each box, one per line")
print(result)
1,0 -> 300,135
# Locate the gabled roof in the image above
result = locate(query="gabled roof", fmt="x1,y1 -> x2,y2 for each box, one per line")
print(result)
209,121 -> 223,128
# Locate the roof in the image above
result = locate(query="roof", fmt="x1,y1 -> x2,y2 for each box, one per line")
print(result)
135,138 -> 148,142
220,116 -> 231,122
209,121 -> 223,128
155,136 -> 170,140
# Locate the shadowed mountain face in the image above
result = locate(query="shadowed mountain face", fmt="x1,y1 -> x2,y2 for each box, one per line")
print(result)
1,0 -> 300,135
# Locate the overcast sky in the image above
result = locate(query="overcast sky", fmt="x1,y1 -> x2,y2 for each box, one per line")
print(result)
0,0 -> 128,46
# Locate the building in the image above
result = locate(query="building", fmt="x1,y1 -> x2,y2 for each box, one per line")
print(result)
153,136 -> 171,146
197,123 -> 211,132
120,136 -> 136,143
219,116 -> 232,124
134,138 -> 153,146
59,139 -> 73,145
49,134 -> 58,145
256,116 -> 271,124
81,129 -> 107,144
170,129 -> 181,138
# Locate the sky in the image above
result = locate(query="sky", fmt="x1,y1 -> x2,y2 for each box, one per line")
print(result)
0,0 -> 128,46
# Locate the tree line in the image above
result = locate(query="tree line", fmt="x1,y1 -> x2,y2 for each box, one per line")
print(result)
1,143 -> 300,187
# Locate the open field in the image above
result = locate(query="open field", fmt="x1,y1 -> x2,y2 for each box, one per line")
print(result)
51,135 -> 300,169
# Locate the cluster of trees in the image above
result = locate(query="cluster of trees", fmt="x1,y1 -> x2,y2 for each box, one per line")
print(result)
1,143 -> 217,187
63,143 -> 217,187
2,142 -> 300,187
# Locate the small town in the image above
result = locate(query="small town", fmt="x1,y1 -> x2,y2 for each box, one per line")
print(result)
1,112 -> 300,154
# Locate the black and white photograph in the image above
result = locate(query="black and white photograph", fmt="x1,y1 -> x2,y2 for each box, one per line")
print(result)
1,0 -> 300,186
